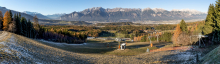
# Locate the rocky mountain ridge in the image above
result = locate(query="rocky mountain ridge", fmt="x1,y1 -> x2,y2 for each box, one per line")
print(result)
60,7 -> 207,22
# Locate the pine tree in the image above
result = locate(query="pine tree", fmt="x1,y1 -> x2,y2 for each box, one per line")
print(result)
203,4 -> 215,35
27,19 -> 34,38
15,13 -> 21,34
179,19 -> 188,33
214,0 -> 220,42
21,17 -> 27,36
0,11 -> 3,30
3,11 -> 12,31
9,10 -> 13,19
172,24 -> 182,44
9,10 -> 13,22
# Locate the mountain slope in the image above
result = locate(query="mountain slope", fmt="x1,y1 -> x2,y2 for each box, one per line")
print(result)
60,7 -> 207,22
0,6 -> 34,20
22,11 -> 50,19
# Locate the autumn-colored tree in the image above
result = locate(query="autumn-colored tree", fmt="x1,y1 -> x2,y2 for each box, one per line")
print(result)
8,18 -> 16,32
33,15 -> 40,31
172,24 -> 182,44
0,11 -> 3,30
3,11 -> 12,31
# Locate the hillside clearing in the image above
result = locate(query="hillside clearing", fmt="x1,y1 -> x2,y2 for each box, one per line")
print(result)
0,31 -> 216,64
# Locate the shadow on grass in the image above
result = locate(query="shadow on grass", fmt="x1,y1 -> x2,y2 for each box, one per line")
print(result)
36,40 -> 120,54
126,42 -> 172,49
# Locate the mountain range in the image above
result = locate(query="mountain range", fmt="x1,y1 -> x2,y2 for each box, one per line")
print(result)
0,6 -> 207,23
0,6 -> 34,20
22,11 -> 50,19
60,7 -> 207,22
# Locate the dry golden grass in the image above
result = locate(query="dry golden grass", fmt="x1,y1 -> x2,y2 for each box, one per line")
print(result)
0,31 -> 12,42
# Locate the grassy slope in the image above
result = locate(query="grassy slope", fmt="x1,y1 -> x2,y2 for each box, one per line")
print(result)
200,45 -> 220,64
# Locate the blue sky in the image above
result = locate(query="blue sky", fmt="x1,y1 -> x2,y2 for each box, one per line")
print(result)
0,0 -> 217,15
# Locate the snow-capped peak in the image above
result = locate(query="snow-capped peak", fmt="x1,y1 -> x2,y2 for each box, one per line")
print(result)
152,8 -> 166,13
23,11 -> 42,15
171,9 -> 207,14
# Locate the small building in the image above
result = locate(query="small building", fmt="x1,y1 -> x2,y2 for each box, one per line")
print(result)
121,43 -> 126,50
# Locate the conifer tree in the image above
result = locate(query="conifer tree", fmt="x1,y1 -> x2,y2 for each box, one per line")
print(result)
9,10 -> 13,21
179,19 -> 188,33
0,11 -> 3,30
172,24 -> 182,44
214,0 -> 220,42
18,13 -> 21,19
21,17 -> 27,36
27,19 -> 34,38
3,11 -> 12,31
9,10 -> 13,19
15,13 -> 21,34
203,4 -> 215,35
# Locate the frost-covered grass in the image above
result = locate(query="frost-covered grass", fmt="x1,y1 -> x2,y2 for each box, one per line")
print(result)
200,45 -> 220,64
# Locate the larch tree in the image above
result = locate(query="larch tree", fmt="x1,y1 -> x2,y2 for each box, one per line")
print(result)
33,15 -> 40,38
33,15 -> 39,31
8,17 -> 16,33
203,4 -> 215,35
179,19 -> 188,33
172,24 -> 182,44
3,11 -> 12,31
0,11 -> 3,30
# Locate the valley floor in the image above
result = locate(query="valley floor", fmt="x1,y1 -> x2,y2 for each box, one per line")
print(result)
0,31 -> 216,64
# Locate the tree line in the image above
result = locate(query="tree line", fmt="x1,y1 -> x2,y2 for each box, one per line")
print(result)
0,10 -> 84,44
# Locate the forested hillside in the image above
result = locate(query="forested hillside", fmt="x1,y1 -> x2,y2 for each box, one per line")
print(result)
0,11 -> 85,44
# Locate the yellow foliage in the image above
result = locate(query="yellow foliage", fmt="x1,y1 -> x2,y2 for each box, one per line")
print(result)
172,24 -> 182,44
3,11 -> 11,31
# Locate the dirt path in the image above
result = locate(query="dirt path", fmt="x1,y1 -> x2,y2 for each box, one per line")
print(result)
0,32 -> 200,64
